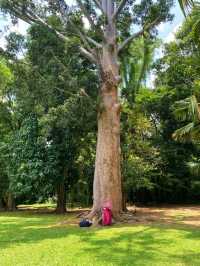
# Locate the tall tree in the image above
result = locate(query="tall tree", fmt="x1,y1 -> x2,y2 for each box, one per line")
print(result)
0,0 -> 173,218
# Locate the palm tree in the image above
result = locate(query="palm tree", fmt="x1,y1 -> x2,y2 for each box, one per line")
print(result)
121,36 -> 157,103
178,0 -> 194,15
173,95 -> 200,141
178,0 -> 200,40
173,95 -> 200,174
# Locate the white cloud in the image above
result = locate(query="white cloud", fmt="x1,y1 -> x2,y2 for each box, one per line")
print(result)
164,22 -> 182,43
157,22 -> 166,33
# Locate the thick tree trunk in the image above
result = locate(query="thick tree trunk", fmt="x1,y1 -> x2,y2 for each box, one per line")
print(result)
87,5 -> 124,219
56,179 -> 66,214
90,77 -> 122,218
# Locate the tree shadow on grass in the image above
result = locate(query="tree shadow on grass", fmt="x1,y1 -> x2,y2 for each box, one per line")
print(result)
0,212 -> 200,265
79,226 -> 200,265
0,211 -> 77,249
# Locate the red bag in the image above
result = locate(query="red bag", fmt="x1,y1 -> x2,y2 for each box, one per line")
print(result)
102,207 -> 112,226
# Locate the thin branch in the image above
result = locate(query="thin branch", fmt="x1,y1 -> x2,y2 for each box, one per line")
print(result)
33,13 -> 69,42
55,0 -> 95,54
7,5 -> 36,24
118,18 -> 160,53
86,36 -> 102,48
118,30 -> 144,53
8,4 -> 69,42
4,2 -> 97,63
80,47 -> 97,63
112,0 -> 128,20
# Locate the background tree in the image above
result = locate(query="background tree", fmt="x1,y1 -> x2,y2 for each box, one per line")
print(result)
173,95 -> 200,183
0,57 -> 14,210
120,35 -> 160,207
0,22 -> 97,212
139,16 -> 200,203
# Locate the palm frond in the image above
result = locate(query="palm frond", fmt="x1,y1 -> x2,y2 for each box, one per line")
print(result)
173,96 -> 200,142
135,37 -> 152,92
191,6 -> 200,40
173,122 -> 195,142
189,124 -> 200,142
188,161 -> 200,175
178,0 -> 195,16
189,95 -> 200,122
173,96 -> 200,122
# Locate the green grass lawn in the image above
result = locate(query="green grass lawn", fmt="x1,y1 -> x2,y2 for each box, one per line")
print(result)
0,209 -> 200,266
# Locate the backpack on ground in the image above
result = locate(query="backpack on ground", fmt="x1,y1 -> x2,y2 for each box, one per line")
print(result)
79,219 -> 92,227
102,207 -> 112,226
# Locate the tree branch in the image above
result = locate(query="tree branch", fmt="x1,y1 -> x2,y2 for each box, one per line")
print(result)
112,0 -> 128,20
92,0 -> 105,14
54,0 -> 97,55
86,37 -> 102,48
80,47 -> 97,63
7,4 -> 69,42
118,18 -> 160,53
33,13 -> 69,42
2,1 -> 98,64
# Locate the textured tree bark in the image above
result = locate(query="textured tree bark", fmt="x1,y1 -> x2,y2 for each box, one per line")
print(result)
88,36 -> 123,219
92,86 -> 122,218
56,179 -> 66,214
87,1 -> 125,219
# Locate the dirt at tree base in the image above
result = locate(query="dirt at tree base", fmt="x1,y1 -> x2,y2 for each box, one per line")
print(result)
16,204 -> 200,228
72,205 -> 200,228
124,205 -> 200,228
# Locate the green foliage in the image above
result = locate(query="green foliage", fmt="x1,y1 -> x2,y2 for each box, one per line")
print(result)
7,114 -> 50,199
121,102 -> 161,203
121,36 -> 160,102
146,16 -> 200,202
173,95 -> 200,177
0,17 -> 99,208
0,57 -> 13,92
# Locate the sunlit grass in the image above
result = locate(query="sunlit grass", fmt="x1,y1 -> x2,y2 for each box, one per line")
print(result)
0,210 -> 200,266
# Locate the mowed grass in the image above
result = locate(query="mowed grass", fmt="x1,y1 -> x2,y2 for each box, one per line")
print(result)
0,208 -> 200,266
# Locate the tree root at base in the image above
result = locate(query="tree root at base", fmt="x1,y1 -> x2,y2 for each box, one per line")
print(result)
77,208 -> 138,226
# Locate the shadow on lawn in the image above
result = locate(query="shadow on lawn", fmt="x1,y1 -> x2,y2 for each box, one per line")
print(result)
0,211 -> 200,265
80,226 -> 200,265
